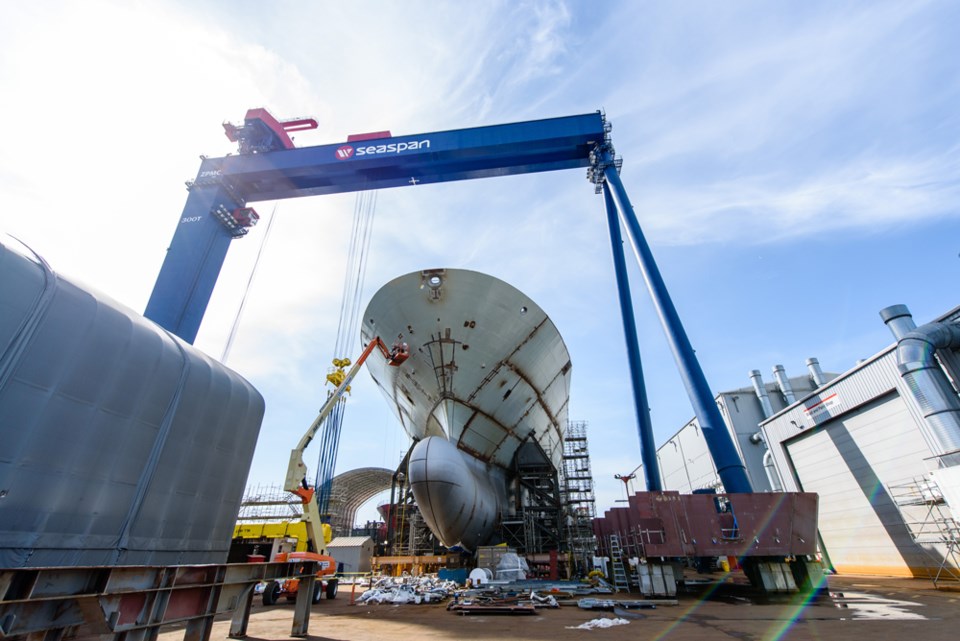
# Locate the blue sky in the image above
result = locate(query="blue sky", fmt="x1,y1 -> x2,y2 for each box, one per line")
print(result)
2,1 -> 958,520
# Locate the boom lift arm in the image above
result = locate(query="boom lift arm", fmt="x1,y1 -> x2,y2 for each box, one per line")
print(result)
283,337 -> 408,553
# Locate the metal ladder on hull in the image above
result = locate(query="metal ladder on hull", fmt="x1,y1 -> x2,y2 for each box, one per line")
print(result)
608,534 -> 630,592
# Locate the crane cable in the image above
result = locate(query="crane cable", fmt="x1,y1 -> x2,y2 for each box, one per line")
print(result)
336,190 -> 378,356
221,204 -> 279,364
314,191 -> 378,513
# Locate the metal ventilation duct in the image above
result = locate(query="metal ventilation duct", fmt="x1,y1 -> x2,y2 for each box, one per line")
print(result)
749,369 -> 774,419
763,450 -> 784,492
880,304 -> 917,340
880,305 -> 960,467
772,365 -> 796,404
806,357 -> 826,387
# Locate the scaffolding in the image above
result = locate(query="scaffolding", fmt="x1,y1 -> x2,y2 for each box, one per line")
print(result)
384,444 -> 439,557
236,484 -> 303,522
889,474 -> 960,589
561,420 -> 597,576
501,439 -> 565,554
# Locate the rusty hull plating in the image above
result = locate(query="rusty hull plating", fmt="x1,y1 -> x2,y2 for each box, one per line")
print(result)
593,491 -> 819,559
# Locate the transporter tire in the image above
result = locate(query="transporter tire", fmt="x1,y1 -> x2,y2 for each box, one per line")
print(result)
262,581 -> 281,606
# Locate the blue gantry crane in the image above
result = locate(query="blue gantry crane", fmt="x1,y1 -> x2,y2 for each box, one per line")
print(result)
144,107 -> 754,501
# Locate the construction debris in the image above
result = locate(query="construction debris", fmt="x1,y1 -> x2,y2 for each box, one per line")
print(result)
357,575 -> 458,604
356,572 -> 618,609
529,591 -> 559,608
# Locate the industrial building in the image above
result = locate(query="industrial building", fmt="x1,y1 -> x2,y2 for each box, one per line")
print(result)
327,536 -> 375,574
761,304 -> 960,581
647,361 -> 837,494
639,302 -> 960,583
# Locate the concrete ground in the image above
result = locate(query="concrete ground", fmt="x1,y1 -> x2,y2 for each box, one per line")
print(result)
161,574 -> 959,641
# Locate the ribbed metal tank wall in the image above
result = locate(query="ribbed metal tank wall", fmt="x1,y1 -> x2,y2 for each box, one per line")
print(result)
0,239 -> 265,568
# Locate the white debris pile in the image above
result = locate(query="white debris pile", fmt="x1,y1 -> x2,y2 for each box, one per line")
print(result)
357,575 -> 459,605
566,617 -> 631,630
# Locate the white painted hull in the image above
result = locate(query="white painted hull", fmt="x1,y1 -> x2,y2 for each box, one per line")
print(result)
361,269 -> 571,549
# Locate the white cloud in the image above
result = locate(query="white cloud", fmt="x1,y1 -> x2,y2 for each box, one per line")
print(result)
630,147 -> 960,245
541,1 -> 960,245
0,0 -> 327,309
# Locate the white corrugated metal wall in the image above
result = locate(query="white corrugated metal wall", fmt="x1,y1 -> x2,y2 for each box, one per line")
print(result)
761,304 -> 960,577
657,420 -> 718,492
781,393 -> 931,576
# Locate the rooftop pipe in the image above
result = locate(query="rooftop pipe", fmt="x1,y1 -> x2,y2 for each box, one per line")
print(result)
749,370 -> 785,491
749,369 -> 774,419
772,365 -> 796,404
806,357 -> 826,387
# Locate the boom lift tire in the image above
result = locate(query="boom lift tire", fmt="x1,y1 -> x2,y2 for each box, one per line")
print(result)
326,578 -> 338,600
262,581 -> 281,606
312,581 -> 323,604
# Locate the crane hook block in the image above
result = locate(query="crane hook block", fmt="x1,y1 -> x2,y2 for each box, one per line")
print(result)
325,369 -> 351,394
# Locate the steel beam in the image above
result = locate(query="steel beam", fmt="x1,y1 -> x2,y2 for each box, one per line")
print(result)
200,112 -> 606,201
0,561 -> 318,641
144,185 -> 243,343
602,184 -> 661,491
601,157 -> 753,494
146,113 -> 606,343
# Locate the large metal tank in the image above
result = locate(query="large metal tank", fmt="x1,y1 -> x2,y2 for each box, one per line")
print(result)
0,238 -> 265,567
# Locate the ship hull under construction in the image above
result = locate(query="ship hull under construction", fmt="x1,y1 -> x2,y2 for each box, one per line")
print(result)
361,269 -> 571,550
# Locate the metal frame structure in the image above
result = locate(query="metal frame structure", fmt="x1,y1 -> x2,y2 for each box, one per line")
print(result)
0,561 -> 319,641
593,490 -> 824,594
144,108 -> 755,496
889,476 -> 960,588
383,444 -> 437,557
501,438 -> 565,554
561,420 -> 597,575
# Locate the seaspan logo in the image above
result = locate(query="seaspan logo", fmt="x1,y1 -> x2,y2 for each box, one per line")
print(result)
334,139 -> 431,160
